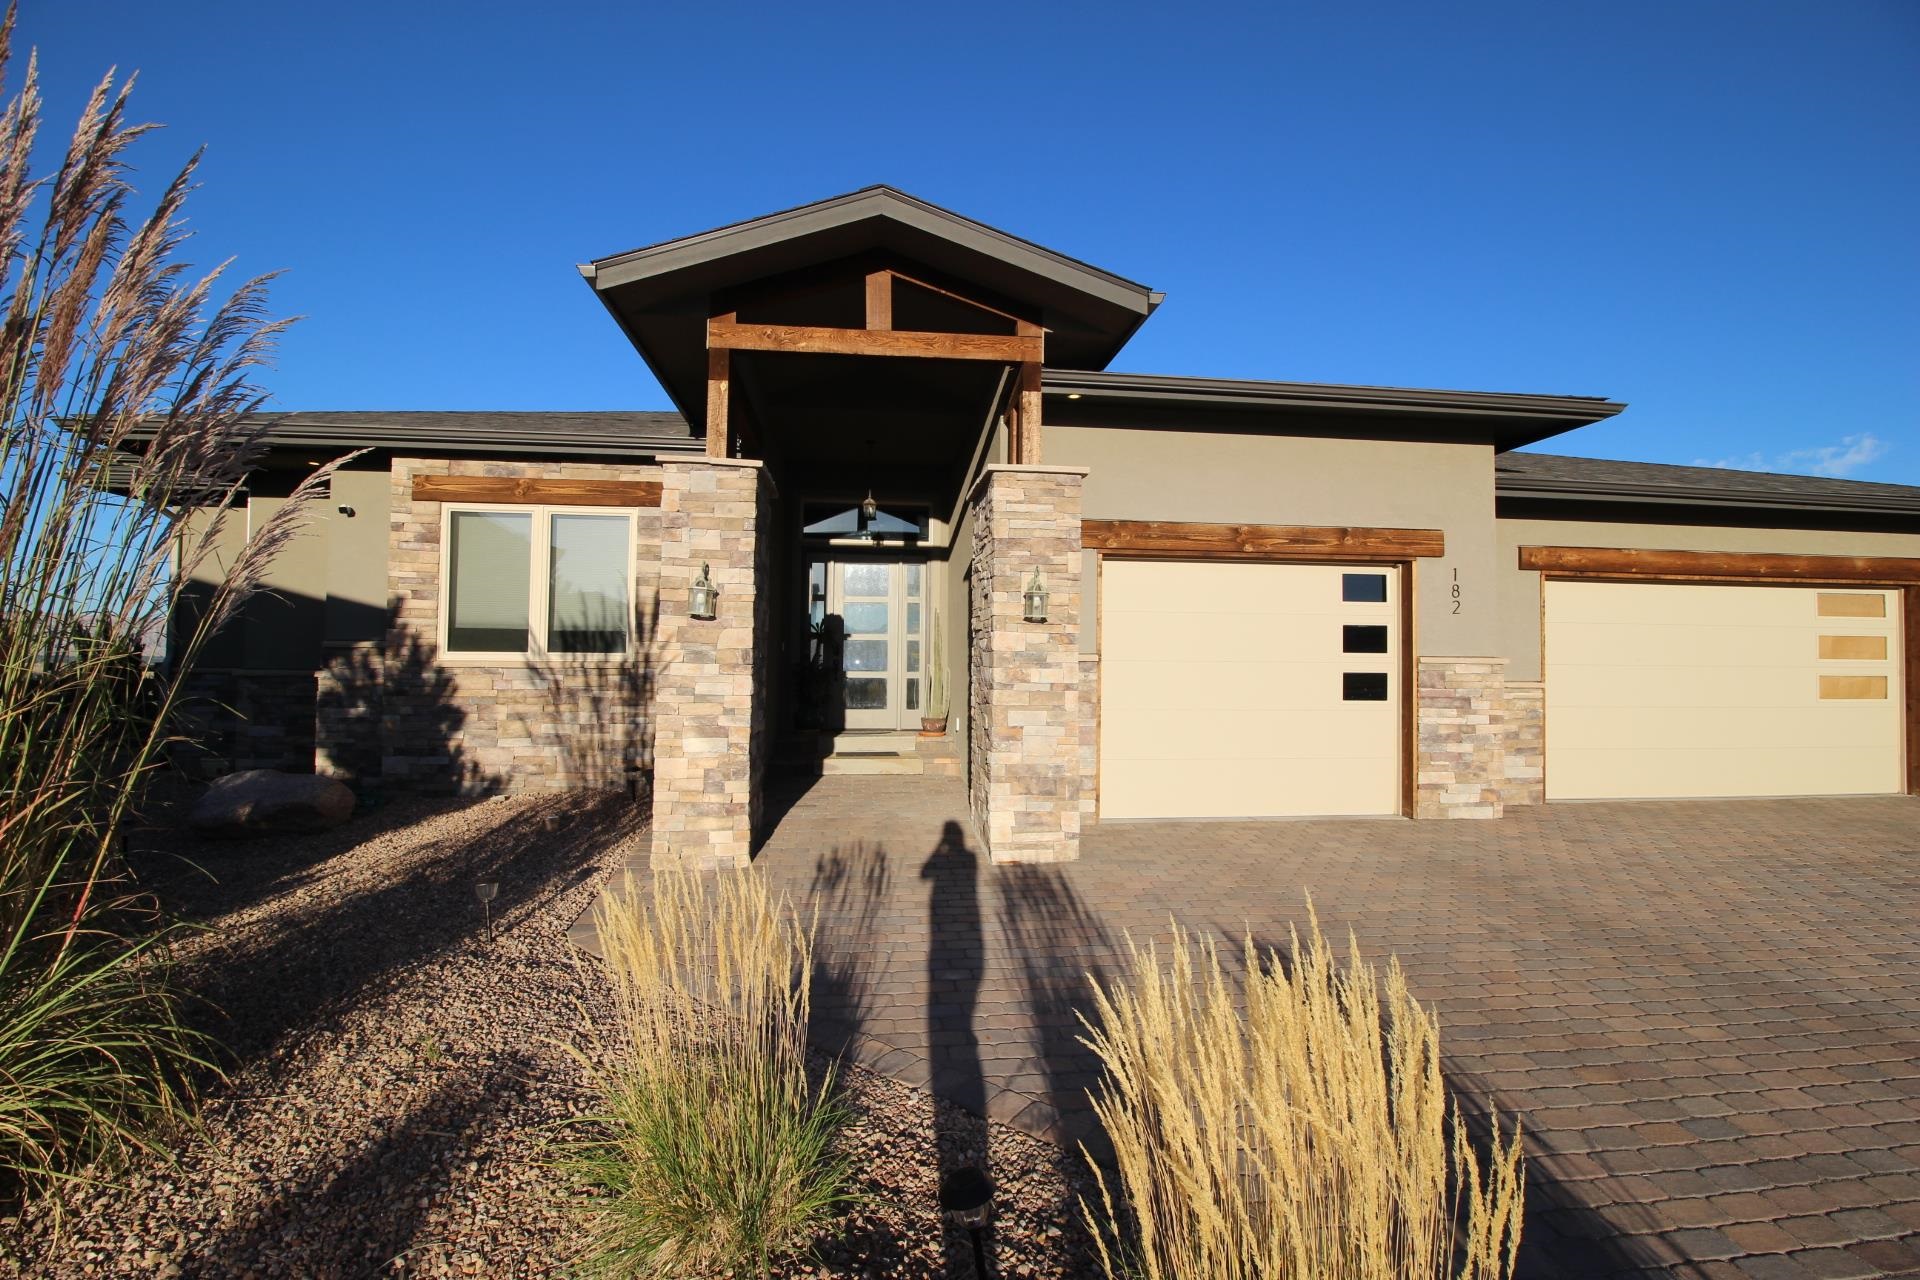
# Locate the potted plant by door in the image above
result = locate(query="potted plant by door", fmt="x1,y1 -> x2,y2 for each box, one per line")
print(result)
920,607 -> 949,736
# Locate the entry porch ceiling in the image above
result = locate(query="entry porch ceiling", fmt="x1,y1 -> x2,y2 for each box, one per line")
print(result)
734,349 -> 1005,507
581,186 -> 1161,425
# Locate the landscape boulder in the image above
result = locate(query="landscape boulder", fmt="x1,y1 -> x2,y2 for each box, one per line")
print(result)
189,769 -> 355,837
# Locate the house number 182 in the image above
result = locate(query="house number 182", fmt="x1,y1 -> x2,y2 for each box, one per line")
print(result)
1451,568 -> 1462,615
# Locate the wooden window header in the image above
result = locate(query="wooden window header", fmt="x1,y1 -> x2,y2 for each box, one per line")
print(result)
1519,545 -> 1920,584
1083,520 -> 1444,561
411,475 -> 662,508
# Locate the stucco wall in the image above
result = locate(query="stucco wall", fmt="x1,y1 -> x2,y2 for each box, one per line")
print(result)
1497,516 -> 1920,680
1043,424 -> 1501,655
325,466 -> 393,643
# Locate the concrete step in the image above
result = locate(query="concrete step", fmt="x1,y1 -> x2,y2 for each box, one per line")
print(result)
820,752 -> 924,776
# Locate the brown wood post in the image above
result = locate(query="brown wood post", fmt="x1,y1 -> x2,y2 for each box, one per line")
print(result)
1017,360 -> 1043,465
865,270 -> 892,330
705,347 -> 730,458
705,309 -> 736,459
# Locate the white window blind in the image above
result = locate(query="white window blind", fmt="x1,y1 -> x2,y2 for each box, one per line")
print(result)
548,513 -> 630,652
448,512 -> 531,651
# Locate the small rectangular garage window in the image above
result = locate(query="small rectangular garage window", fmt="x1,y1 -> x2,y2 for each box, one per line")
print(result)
1817,593 -> 1886,618
1343,672 -> 1389,701
1342,572 -> 1388,602
1820,675 -> 1888,700
1343,624 -> 1389,653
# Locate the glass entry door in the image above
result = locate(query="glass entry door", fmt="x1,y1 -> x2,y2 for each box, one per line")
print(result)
807,558 -> 925,731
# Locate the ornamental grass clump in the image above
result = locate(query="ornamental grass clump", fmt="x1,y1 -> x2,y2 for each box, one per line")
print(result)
563,870 -> 853,1278
1080,905 -> 1525,1280
0,9 -> 340,1208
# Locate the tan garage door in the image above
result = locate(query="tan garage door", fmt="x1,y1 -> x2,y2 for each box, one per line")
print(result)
1545,580 -> 1903,800
1100,560 -> 1401,819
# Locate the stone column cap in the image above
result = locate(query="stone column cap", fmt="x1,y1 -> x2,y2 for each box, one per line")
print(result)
969,462 -> 1091,502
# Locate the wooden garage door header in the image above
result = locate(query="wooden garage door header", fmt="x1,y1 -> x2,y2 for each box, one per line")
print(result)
1519,545 -> 1920,584
1084,520 -> 1444,561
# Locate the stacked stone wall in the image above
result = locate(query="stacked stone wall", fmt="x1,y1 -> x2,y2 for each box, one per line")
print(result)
648,459 -> 771,869
1502,679 -> 1546,807
967,466 -> 1086,862
175,670 -> 317,776
383,456 -> 662,795
1415,657 -> 1508,819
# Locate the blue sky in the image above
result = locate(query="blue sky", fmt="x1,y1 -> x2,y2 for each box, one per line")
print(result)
19,0 -> 1919,483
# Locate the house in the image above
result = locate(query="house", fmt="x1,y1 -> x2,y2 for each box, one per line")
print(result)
178,186 -> 1920,868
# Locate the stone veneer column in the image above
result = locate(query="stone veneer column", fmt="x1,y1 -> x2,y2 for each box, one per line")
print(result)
967,465 -> 1086,863
1415,657 -> 1509,819
1502,679 -> 1545,807
649,458 -> 773,870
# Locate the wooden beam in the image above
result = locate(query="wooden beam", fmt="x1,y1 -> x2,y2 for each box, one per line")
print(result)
1084,520 -> 1445,560
707,320 -> 1041,363
865,270 -> 892,330
1016,361 -> 1043,465
706,347 -> 730,458
1518,545 -> 1920,584
890,267 -> 1034,327
412,476 -> 662,508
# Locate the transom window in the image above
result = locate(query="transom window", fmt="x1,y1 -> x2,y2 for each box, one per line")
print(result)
442,505 -> 635,657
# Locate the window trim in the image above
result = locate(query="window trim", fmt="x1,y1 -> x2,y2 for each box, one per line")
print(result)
437,502 -> 639,663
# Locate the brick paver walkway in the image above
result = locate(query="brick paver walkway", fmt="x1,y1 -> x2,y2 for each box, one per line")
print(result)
601,775 -> 1920,1278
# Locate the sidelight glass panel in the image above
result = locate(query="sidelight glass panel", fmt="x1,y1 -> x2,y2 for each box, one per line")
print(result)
843,563 -> 889,596
844,639 -> 888,671
906,677 -> 920,711
549,514 -> 630,652
843,602 -> 889,634
907,603 -> 921,636
448,512 -> 531,651
905,564 -> 922,597
907,639 -> 921,673
845,678 -> 888,709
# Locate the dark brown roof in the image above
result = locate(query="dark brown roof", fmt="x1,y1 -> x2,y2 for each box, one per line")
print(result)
1043,370 -> 1625,450
1498,452 -> 1920,517
231,410 -> 698,458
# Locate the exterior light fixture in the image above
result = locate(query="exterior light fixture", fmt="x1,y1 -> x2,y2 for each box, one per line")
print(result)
689,563 -> 718,620
860,489 -> 879,524
938,1165 -> 994,1276
1067,392 -> 1082,399
1022,569 -> 1049,623
474,881 -> 499,942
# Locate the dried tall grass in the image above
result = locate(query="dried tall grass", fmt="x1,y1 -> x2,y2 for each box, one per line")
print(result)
562,871 -> 853,1278
1080,906 -> 1524,1280
0,6 -> 344,1208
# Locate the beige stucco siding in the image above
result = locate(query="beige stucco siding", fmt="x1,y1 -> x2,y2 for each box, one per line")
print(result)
324,466 -> 393,643
1043,424 -> 1500,655
1498,518 -> 1920,680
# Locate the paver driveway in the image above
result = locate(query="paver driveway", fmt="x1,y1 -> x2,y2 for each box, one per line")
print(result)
609,775 -> 1920,1278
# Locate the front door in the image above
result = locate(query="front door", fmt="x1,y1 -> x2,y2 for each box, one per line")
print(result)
808,557 -> 927,731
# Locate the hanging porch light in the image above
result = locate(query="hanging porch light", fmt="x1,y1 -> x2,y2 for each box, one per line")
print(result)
1022,569 -> 1049,623
689,563 -> 719,620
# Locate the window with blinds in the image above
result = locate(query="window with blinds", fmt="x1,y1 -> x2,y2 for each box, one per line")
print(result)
442,506 -> 633,657
448,512 -> 532,651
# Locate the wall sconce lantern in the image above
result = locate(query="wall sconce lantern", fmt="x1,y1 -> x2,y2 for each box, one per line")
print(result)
689,563 -> 718,620
1022,569 -> 1049,622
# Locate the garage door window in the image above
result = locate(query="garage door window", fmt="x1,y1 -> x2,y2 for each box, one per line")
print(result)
1342,572 -> 1388,602
1343,672 -> 1389,701
1343,624 -> 1389,653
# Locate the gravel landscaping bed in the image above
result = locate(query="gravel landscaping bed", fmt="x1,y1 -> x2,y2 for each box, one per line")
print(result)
5,790 -> 1102,1278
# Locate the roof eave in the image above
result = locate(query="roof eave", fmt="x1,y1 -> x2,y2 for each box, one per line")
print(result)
1495,478 -> 1920,519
